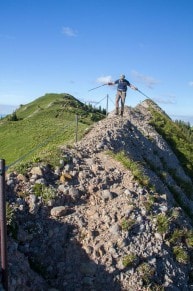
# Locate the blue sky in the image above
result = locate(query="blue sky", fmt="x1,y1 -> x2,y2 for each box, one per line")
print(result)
0,0 -> 193,124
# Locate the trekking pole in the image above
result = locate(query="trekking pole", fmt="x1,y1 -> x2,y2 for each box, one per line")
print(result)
88,84 -> 107,92
136,88 -> 150,99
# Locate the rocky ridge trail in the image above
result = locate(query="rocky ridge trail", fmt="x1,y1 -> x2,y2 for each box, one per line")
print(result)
3,100 -> 193,290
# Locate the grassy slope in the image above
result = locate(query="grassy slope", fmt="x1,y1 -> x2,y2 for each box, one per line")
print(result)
0,93 -> 105,168
147,100 -> 193,181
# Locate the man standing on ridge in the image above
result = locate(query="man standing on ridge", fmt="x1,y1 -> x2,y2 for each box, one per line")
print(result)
108,74 -> 138,116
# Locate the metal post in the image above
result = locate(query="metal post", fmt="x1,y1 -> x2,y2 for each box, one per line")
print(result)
0,159 -> 8,290
106,94 -> 109,116
75,114 -> 78,142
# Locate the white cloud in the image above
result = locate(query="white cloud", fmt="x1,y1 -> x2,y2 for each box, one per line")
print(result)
131,70 -> 160,89
188,81 -> 193,87
96,75 -> 112,84
62,27 -> 77,37
153,94 -> 176,104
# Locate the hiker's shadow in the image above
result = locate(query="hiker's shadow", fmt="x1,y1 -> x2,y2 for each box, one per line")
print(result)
12,206 -> 123,291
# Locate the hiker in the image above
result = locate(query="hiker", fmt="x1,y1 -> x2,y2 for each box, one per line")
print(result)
108,74 -> 137,116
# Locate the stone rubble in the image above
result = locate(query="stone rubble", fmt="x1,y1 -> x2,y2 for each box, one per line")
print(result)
2,100 -> 193,290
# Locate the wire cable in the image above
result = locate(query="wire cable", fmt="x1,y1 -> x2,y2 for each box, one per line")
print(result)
5,120 -> 75,171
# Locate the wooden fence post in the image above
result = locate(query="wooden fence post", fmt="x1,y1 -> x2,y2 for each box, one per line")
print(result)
0,159 -> 8,290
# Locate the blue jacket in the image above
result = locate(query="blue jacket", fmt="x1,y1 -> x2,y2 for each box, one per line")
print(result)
115,79 -> 131,92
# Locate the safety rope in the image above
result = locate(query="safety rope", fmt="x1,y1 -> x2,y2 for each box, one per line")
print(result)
108,96 -> 116,106
95,95 -> 107,105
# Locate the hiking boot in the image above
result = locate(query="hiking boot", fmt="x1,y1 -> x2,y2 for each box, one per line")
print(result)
121,111 -> 123,117
115,108 -> 119,115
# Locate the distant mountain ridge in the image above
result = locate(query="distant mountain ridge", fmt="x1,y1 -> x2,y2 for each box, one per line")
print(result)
0,104 -> 18,116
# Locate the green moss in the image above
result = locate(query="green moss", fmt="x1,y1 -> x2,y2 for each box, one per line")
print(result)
185,230 -> 193,248
121,218 -> 135,231
137,262 -> 155,285
169,228 -> 186,245
6,202 -> 18,238
155,213 -> 170,234
33,184 -> 56,204
107,150 -> 153,189
122,253 -> 137,267
173,246 -> 189,264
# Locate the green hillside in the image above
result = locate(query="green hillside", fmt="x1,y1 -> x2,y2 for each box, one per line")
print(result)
0,93 -> 106,169
148,100 -> 193,180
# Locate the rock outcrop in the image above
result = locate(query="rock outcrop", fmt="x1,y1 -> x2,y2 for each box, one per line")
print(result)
3,101 -> 193,290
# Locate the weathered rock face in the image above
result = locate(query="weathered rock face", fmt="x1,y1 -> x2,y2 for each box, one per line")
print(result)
3,102 -> 193,290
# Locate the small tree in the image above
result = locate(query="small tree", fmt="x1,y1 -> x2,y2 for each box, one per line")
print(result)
8,111 -> 18,121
